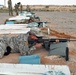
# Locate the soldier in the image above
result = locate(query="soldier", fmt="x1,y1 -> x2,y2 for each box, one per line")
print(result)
7,0 -> 13,16
14,2 -> 23,15
0,29 -> 43,58
26,5 -> 31,12
14,4 -> 18,15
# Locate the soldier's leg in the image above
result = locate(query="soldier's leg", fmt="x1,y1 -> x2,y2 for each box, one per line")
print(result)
16,9 -> 18,15
8,7 -> 10,16
9,10 -> 10,16
11,10 -> 13,16
10,7 -> 13,16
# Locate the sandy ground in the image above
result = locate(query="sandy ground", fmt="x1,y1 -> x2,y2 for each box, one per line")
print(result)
35,11 -> 76,36
0,12 -> 76,75
35,11 -> 76,75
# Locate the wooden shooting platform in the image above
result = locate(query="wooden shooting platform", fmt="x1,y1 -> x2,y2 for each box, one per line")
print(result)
8,16 -> 30,20
0,24 -> 30,35
0,63 -> 70,75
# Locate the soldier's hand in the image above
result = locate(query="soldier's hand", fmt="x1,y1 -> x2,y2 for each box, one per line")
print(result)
35,43 -> 43,48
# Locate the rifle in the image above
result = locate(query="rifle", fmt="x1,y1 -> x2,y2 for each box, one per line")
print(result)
28,37 -> 76,50
29,37 -> 76,49
37,38 -> 76,49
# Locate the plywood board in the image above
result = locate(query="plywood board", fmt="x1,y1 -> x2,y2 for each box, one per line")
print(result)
8,16 -> 30,20
0,24 -> 28,29
0,63 -> 70,75
0,25 -> 30,34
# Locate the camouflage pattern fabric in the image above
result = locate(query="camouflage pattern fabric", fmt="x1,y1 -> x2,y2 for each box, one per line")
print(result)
30,28 -> 43,37
0,37 -> 6,58
14,4 -> 18,15
0,33 -> 36,58
14,2 -> 22,15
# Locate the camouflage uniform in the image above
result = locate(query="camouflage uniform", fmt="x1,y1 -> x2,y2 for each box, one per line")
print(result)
8,0 -> 13,16
26,5 -> 31,12
14,2 -> 22,15
14,4 -> 18,15
30,28 -> 43,37
0,28 -> 43,58
0,33 -> 36,58
0,37 -> 6,58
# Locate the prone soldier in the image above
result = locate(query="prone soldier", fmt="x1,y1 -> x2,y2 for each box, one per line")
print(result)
0,28 -> 43,58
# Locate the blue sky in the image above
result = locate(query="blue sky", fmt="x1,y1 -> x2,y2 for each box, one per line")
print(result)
1,0 -> 76,7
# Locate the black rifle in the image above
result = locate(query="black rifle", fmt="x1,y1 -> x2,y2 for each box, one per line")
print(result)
28,37 -> 76,49
37,38 -> 76,49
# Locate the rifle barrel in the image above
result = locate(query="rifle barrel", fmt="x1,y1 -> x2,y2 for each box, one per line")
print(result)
68,39 -> 76,41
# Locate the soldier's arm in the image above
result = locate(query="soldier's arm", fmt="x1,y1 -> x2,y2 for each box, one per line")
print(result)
28,43 -> 43,55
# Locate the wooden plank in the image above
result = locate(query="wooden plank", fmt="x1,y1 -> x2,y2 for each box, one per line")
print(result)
8,16 -> 30,20
0,24 -> 30,34
0,63 -> 70,75
0,28 -> 30,34
0,24 -> 28,29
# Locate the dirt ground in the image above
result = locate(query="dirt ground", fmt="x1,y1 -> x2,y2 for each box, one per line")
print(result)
35,11 -> 76,75
0,12 -> 76,75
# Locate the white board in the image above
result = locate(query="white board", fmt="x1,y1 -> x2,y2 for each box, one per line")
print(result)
8,16 -> 30,20
0,24 -> 28,29
0,25 -> 30,34
0,63 -> 70,75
